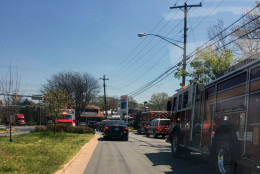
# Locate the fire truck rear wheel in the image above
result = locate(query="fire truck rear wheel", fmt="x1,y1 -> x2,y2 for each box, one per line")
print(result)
211,140 -> 235,174
171,131 -> 181,157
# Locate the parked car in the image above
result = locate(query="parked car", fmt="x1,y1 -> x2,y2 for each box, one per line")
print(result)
99,120 -> 109,132
103,120 -> 128,141
87,121 -> 97,128
146,118 -> 170,138
95,122 -> 100,130
78,122 -> 86,127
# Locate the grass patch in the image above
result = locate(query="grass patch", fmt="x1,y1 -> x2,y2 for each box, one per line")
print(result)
0,131 -> 94,174
128,127 -> 136,131
0,128 -> 6,131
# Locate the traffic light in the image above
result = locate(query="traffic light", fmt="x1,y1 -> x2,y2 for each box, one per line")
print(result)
15,93 -> 18,99
0,100 -> 2,105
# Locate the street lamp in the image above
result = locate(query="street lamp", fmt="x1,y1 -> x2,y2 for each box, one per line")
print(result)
138,33 -> 183,50
138,33 -> 187,86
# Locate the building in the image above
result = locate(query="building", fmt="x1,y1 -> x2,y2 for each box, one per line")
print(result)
79,105 -> 104,123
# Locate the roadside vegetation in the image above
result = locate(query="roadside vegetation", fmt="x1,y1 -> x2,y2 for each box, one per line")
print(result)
0,130 -> 94,174
128,127 -> 135,131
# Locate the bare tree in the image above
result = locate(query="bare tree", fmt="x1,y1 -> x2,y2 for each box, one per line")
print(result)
42,71 -> 100,122
208,19 -> 230,52
231,1 -> 260,59
0,64 -> 20,142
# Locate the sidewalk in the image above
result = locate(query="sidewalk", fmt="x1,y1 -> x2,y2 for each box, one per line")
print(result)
55,134 -> 100,174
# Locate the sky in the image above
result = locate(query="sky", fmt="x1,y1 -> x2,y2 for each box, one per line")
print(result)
0,0 -> 257,104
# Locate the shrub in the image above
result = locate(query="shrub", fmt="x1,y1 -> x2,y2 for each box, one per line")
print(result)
34,126 -> 46,132
44,124 -> 95,134
56,124 -> 70,132
46,124 -> 55,131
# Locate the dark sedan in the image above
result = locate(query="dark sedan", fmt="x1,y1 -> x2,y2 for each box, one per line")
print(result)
103,120 -> 128,141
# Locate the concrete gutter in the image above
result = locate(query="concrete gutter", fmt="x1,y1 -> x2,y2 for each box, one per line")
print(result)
55,134 -> 100,174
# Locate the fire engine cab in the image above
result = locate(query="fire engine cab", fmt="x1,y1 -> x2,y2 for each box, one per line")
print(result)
56,109 -> 76,126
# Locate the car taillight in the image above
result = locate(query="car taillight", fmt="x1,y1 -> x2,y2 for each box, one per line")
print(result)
105,126 -> 111,130
89,124 -> 92,126
123,127 -> 128,130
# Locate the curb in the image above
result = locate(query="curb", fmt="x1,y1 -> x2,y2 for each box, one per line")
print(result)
55,134 -> 100,174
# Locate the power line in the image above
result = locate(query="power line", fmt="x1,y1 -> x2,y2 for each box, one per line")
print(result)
127,3 -> 259,98
187,15 -> 260,61
186,3 -> 260,60
170,2 -> 202,86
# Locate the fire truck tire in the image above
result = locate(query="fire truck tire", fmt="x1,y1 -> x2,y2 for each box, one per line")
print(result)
171,131 -> 181,157
211,140 -> 236,174
153,131 -> 158,138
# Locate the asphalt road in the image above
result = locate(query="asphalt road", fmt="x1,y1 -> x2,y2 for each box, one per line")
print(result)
0,125 -> 36,136
84,131 -> 211,174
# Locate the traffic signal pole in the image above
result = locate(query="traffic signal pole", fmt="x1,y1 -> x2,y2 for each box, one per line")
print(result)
170,2 -> 202,86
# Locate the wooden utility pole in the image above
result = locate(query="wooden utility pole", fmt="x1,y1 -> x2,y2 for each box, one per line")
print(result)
170,2 -> 202,86
99,75 -> 109,119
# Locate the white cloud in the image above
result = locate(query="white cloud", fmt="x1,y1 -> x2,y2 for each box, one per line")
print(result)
164,6 -> 252,21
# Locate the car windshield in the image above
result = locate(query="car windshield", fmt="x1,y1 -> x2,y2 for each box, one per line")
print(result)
159,120 -> 170,125
106,120 -> 126,126
60,115 -> 72,119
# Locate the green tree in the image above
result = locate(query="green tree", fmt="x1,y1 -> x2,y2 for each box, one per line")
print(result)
43,89 -> 70,135
174,46 -> 235,85
148,92 -> 168,111
190,46 -> 235,84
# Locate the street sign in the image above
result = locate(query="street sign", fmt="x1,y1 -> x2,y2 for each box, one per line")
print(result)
120,95 -> 128,112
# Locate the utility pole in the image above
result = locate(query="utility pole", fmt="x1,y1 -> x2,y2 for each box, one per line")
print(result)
99,75 -> 109,119
170,2 -> 202,86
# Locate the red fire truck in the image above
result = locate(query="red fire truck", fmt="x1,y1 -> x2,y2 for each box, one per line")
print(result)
16,114 -> 26,125
167,58 -> 260,174
137,111 -> 169,134
56,109 -> 76,126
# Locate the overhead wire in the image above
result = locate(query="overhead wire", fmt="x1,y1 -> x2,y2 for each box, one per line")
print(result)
116,20 -> 184,87
186,6 -> 260,61
108,0 -> 181,77
128,3 -> 259,98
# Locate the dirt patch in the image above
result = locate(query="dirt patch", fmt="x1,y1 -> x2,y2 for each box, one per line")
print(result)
0,150 -> 10,156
